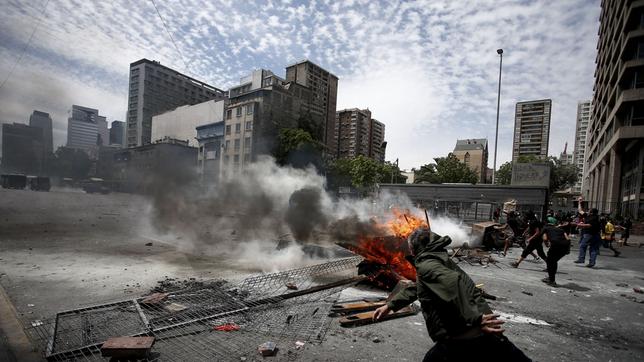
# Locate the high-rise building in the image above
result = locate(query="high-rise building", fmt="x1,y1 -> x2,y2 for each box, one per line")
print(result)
285,60 -> 338,155
369,119 -> 386,162
335,108 -> 386,162
125,59 -> 226,147
584,0 -> 644,217
453,139 -> 489,183
28,110 -> 53,155
66,105 -> 108,151
1,123 -> 44,174
222,69 -> 311,174
573,101 -> 591,193
151,99 -> 226,148
109,121 -> 125,147
512,99 -> 552,162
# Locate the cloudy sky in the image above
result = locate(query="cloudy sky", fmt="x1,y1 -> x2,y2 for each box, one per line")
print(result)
0,0 -> 599,170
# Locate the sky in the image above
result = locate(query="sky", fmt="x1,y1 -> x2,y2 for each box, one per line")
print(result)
0,0 -> 600,170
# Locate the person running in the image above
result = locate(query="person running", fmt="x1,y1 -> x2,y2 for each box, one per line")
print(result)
373,227 -> 531,361
619,218 -> 632,246
510,218 -> 545,268
601,217 -> 620,257
541,217 -> 571,286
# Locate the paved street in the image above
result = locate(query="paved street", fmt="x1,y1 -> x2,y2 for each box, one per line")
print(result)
1,188 -> 643,361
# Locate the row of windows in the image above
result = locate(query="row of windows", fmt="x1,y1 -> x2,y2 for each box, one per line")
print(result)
224,137 -> 252,151
224,154 -> 251,164
225,121 -> 252,135
226,105 -> 254,119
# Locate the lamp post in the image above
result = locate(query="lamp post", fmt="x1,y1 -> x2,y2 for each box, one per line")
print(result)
492,48 -> 503,184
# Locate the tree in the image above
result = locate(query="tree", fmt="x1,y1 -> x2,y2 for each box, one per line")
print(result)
51,146 -> 91,180
273,128 -> 323,169
495,162 -> 513,185
414,153 -> 478,184
328,156 -> 404,190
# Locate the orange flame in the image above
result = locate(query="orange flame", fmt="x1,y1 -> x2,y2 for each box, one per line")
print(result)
348,209 -> 429,281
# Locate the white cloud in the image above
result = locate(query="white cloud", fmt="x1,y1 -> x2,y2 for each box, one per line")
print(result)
0,0 -> 600,169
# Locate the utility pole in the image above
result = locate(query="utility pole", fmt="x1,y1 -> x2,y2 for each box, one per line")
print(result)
492,48 -> 503,184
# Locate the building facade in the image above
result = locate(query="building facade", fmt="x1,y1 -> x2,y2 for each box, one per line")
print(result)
1,123 -> 44,174
285,60 -> 338,155
151,99 -> 226,148
66,105 -> 108,152
452,139 -> 489,183
28,110 -> 53,155
584,0 -> 644,218
125,59 -> 226,147
196,121 -> 224,183
512,99 -> 552,162
573,101 -> 592,193
109,121 -> 125,147
221,69 -> 311,174
334,108 -> 386,162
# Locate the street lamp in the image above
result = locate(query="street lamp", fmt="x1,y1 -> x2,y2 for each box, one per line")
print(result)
492,48 -> 503,184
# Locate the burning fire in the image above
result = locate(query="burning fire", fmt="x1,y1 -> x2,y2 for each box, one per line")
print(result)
348,209 -> 429,282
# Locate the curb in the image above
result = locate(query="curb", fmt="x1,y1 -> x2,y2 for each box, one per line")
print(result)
0,283 -> 42,361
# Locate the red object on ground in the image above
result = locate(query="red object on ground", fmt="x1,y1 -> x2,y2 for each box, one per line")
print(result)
213,323 -> 240,332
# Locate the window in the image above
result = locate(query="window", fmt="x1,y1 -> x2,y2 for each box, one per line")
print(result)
464,152 -> 470,166
225,140 -> 230,150
244,154 -> 250,163
234,139 -> 240,151
234,154 -> 240,163
226,109 -> 232,119
236,107 -> 242,117
224,155 -> 229,164
245,121 -> 252,130
244,137 -> 251,149
225,125 -> 231,135
235,123 -> 241,134
246,104 -> 253,115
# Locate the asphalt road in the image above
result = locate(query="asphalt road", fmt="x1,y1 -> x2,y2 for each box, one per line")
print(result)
1,188 -> 643,361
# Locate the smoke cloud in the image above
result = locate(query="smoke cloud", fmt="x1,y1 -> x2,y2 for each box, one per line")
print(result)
142,156 -> 472,272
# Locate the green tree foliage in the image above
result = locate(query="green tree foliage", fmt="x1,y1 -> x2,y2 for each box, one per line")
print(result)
414,153 -> 478,184
273,128 -> 323,167
51,147 -> 91,180
493,156 -> 579,190
328,156 -> 406,190
495,161 -> 513,185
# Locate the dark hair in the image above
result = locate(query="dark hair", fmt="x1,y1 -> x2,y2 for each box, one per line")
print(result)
407,227 -> 432,256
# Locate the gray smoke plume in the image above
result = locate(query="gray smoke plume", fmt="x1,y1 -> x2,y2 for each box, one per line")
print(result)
141,156 -> 471,271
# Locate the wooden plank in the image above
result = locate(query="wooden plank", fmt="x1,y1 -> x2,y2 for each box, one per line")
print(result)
339,306 -> 418,327
331,300 -> 386,313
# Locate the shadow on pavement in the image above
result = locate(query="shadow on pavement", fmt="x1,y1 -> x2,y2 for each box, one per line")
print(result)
556,283 -> 591,291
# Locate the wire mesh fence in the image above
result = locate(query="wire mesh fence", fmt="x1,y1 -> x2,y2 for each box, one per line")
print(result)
25,256 -> 364,362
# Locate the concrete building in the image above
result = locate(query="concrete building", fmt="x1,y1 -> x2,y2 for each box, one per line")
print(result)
109,121 -> 125,147
573,101 -> 592,193
151,100 -> 226,148
335,108 -> 386,162
112,138 -> 197,193
512,99 -> 552,162
369,119 -> 386,162
28,110 -> 53,155
286,60 -> 338,155
1,123 -> 44,174
453,139 -> 489,183
559,151 -> 573,165
196,121 -> 224,183
66,105 -> 108,152
125,59 -> 226,147
222,69 -> 312,174
584,0 -> 644,218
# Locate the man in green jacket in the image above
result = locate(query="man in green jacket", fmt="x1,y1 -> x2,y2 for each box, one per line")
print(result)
373,227 -> 530,361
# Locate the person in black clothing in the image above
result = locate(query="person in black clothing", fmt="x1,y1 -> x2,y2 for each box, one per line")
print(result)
511,218 -> 546,268
619,218 -> 632,246
541,217 -> 571,286
575,207 -> 602,267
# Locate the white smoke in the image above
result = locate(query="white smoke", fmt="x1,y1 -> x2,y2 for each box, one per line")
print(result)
143,156 -> 475,272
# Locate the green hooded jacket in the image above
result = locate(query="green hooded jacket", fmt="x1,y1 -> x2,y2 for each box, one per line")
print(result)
386,231 -> 492,342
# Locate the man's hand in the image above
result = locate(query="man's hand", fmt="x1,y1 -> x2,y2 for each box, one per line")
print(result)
480,314 -> 505,334
373,305 -> 391,321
